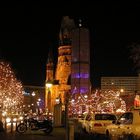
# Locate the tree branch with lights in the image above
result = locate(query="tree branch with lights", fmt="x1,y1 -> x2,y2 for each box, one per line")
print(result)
0,60 -> 24,114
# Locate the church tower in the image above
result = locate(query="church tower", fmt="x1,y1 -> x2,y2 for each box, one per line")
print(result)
45,48 -> 54,113
55,16 -> 75,103
45,16 -> 75,113
45,16 -> 91,115
46,48 -> 54,81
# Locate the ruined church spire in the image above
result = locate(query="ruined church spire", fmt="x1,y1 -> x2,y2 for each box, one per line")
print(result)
59,16 -> 76,46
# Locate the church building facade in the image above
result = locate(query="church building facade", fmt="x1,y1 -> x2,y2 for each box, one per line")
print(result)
45,16 -> 91,114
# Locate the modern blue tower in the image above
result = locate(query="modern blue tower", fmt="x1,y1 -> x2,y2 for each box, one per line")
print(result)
71,20 -> 91,95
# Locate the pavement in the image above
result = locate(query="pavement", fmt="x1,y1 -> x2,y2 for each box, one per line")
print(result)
51,126 -> 66,139
0,126 -> 67,140
0,122 -> 109,140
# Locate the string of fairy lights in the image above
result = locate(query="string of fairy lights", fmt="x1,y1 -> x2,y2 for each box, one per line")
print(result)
0,60 -> 136,117
68,89 -> 126,116
0,61 -> 24,114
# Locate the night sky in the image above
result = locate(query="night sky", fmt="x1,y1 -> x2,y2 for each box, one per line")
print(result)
0,3 -> 140,88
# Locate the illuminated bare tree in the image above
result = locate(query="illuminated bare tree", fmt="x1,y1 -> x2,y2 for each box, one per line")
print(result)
68,90 -> 126,115
0,60 -> 24,113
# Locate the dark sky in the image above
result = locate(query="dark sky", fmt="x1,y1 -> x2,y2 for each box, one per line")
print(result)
0,3 -> 140,88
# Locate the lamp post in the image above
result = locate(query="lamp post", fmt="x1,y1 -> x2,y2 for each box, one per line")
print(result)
45,80 -> 53,114
65,89 -> 72,140
31,92 -> 36,113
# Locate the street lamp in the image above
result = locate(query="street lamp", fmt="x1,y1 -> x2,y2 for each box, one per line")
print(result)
46,81 -> 53,89
45,80 -> 53,114
31,92 -> 36,113
120,88 -> 124,95
55,98 -> 60,104
31,92 -> 36,96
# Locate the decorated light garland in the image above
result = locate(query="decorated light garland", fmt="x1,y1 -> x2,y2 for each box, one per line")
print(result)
68,89 -> 126,117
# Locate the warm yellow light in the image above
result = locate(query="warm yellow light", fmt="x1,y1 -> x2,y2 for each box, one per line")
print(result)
46,82 -> 52,88
46,80 -> 52,88
84,95 -> 88,98
6,117 -> 11,123
2,111 -> 7,117
19,116 -> 23,120
55,98 -> 60,104
120,89 -> 124,93
32,92 -> 36,96
13,118 -> 17,122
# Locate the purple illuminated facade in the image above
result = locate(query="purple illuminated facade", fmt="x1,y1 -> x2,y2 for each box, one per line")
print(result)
71,26 -> 90,94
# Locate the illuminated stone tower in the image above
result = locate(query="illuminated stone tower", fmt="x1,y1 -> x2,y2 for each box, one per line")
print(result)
55,16 -> 75,103
46,16 -> 75,113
